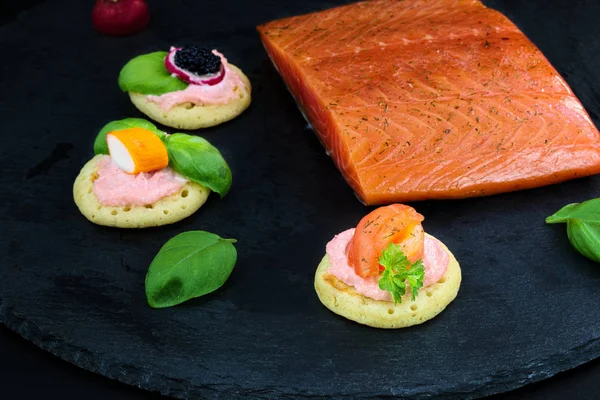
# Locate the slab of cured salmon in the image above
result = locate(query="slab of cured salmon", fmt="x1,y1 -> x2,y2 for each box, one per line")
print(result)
257,0 -> 600,205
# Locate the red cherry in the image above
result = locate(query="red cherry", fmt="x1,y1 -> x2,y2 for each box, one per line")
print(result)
92,0 -> 150,37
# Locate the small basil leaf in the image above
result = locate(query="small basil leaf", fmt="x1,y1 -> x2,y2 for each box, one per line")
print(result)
165,133 -> 232,197
93,118 -> 165,155
546,199 -> 600,224
145,231 -> 237,308
566,219 -> 600,263
118,51 -> 188,96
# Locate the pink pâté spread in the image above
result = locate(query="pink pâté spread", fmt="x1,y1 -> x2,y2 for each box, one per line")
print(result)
93,156 -> 187,206
326,228 -> 449,302
146,50 -> 246,112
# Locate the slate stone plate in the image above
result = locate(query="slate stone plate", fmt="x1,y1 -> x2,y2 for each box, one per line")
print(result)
2,0 -> 600,399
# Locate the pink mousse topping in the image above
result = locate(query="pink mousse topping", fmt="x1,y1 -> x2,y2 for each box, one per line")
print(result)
326,228 -> 449,302
146,49 -> 246,112
93,156 -> 186,207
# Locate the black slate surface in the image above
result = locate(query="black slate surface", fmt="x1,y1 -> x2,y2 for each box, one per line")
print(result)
2,0 -> 600,399
3,323 -> 600,400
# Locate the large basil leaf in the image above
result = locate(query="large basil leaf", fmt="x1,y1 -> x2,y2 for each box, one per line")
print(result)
118,51 -> 188,96
165,133 -> 232,197
546,198 -> 600,262
145,231 -> 237,308
93,118 -> 165,155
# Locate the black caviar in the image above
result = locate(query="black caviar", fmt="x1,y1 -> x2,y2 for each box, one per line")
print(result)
174,45 -> 221,75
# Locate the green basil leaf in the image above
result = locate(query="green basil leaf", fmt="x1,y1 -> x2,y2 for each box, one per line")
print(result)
546,198 -> 600,263
118,51 -> 188,96
165,133 -> 232,197
93,118 -> 165,155
145,231 -> 237,308
546,198 -> 600,224
566,220 -> 600,263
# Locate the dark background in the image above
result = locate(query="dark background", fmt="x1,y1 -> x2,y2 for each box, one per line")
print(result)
2,0 -> 600,399
2,322 -> 600,399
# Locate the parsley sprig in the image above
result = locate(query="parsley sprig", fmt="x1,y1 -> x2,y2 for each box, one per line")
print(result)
377,243 -> 425,304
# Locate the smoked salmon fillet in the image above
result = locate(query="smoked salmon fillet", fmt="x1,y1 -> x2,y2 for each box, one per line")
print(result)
257,0 -> 600,204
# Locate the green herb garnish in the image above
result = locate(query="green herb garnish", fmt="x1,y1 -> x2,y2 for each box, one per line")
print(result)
165,134 -> 232,198
377,243 -> 425,304
118,51 -> 188,96
546,198 -> 600,263
145,231 -> 237,308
